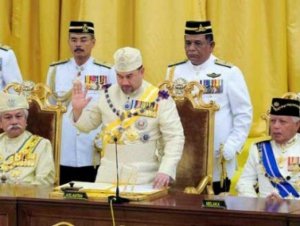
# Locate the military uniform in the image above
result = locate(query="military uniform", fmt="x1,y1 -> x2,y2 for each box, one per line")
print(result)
46,56 -> 116,184
0,44 -> 23,90
166,54 -> 253,182
74,80 -> 185,184
236,134 -> 300,198
0,131 -> 54,185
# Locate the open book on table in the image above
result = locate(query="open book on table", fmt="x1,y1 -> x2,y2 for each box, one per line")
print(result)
50,181 -> 168,201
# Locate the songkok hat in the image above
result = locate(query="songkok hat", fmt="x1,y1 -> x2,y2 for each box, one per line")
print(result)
113,47 -> 143,72
185,21 -> 213,35
69,21 -> 94,34
0,92 -> 29,113
270,98 -> 300,117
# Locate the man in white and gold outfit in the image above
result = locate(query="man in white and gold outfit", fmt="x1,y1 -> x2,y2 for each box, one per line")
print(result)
71,47 -> 184,188
0,92 -> 54,185
165,21 -> 252,194
46,21 -> 116,184
236,98 -> 300,199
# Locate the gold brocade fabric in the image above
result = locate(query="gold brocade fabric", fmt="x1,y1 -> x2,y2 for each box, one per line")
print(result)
0,135 -> 41,172
99,84 -> 159,156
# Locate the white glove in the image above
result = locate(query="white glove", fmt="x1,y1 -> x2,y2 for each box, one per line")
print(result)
223,147 -> 236,161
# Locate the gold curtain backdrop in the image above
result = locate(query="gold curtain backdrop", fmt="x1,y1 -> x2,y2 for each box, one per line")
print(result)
1,0 -> 300,192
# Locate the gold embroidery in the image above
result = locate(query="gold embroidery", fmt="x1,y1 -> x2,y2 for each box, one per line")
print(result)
0,135 -> 41,172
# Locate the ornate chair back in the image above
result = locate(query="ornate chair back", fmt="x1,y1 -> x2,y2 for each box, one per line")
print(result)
2,81 -> 66,185
159,80 -> 219,194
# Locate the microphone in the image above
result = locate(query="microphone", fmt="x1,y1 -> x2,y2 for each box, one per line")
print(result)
108,137 -> 130,204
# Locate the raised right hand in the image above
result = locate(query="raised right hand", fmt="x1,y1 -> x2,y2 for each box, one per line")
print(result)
71,79 -> 92,121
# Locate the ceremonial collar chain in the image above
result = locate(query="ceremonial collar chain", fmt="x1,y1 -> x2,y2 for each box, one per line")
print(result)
104,88 -> 169,120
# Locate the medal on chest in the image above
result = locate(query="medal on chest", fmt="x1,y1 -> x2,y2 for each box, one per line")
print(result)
277,155 -> 285,168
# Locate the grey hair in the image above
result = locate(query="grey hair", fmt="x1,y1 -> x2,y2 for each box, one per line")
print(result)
0,109 -> 29,119
24,109 -> 29,119
292,116 -> 300,123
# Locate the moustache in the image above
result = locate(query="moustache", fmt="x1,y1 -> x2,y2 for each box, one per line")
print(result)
7,125 -> 22,131
74,48 -> 84,52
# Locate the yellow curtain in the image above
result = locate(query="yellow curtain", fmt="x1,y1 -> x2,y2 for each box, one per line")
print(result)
208,0 -> 290,137
1,0 -> 299,141
1,0 -> 300,195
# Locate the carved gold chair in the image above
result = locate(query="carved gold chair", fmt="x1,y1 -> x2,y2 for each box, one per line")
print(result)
159,80 -> 219,194
2,81 -> 66,185
261,92 -> 300,135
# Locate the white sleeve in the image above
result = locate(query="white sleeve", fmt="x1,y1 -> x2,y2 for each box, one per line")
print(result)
108,67 -> 117,84
2,49 -> 23,85
73,98 -> 103,133
33,139 -> 55,185
223,66 -> 253,160
157,97 -> 185,179
235,143 -> 259,197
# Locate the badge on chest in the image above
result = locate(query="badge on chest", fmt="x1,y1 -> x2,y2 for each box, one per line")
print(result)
85,75 -> 107,90
200,79 -> 223,94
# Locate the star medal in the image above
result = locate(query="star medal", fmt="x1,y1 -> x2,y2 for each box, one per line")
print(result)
125,128 -> 139,142
124,97 -> 131,110
140,133 -> 150,143
277,156 -> 285,168
135,118 -> 148,130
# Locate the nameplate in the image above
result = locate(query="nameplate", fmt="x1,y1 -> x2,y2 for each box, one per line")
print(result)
202,199 -> 227,209
63,191 -> 88,200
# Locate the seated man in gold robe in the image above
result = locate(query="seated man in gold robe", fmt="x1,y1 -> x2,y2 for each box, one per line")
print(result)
71,47 -> 184,189
0,92 -> 55,185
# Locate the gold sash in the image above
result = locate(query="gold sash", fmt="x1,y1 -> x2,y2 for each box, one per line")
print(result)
0,135 -> 42,172
100,84 -> 159,156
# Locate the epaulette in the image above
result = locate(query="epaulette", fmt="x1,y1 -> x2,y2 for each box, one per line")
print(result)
214,59 -> 233,68
254,136 -> 272,145
168,60 -> 188,68
0,44 -> 11,51
50,59 -> 69,67
93,60 -> 111,69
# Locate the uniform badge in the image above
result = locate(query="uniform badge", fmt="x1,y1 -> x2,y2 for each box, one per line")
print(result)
124,99 -> 132,110
140,133 -> 150,143
124,128 -> 139,142
85,75 -> 107,90
277,156 -> 285,168
82,24 -> 89,33
273,101 -> 280,107
200,79 -> 223,94
135,118 -> 148,130
174,78 -> 188,96
288,156 -> 300,172
206,73 -> 221,78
